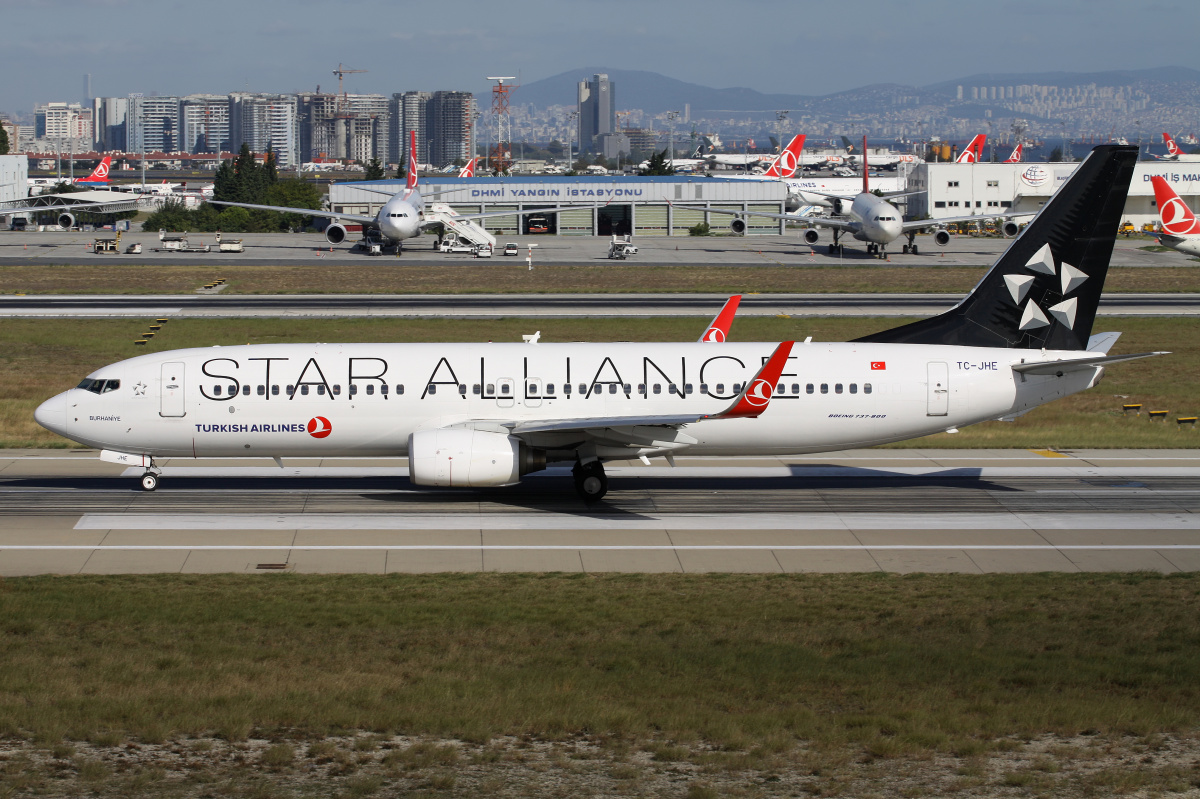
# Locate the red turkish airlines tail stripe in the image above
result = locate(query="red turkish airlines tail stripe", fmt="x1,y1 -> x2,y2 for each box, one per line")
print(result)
457,158 -> 478,178
80,156 -> 111,182
1004,143 -> 1022,163
1164,133 -> 1181,157
699,295 -> 742,342
1150,175 -> 1200,236
406,130 -> 419,190
956,134 -> 986,163
711,341 -> 795,419
759,135 -> 806,178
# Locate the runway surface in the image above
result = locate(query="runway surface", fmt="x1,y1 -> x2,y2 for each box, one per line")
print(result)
3,292 -> 1198,318
3,449 -> 1200,575
0,232 -> 1186,267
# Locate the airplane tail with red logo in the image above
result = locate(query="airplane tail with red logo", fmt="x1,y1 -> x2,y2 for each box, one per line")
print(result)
1004,142 -> 1023,163
1150,176 -> 1200,236
1164,132 -> 1181,157
77,155 -> 111,184
457,158 -> 478,178
406,130 -> 419,191
759,135 -> 806,178
956,135 -> 986,163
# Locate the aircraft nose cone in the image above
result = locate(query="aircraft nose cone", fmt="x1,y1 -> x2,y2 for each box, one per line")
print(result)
34,392 -> 68,436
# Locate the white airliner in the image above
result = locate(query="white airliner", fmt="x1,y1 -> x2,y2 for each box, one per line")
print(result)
1152,133 -> 1200,162
210,133 -> 571,251
956,134 -> 987,163
834,137 -> 918,171
35,145 -> 1164,502
1149,176 -> 1200,257
677,136 -> 1030,257
27,156 -> 112,192
714,135 -> 807,180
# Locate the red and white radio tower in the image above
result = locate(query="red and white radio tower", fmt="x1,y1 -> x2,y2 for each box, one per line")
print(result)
486,76 -> 517,175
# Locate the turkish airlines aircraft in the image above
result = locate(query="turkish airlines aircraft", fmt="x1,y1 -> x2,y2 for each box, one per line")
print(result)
715,136 -> 807,179
210,133 -> 572,252
677,136 -> 1031,257
1149,176 -> 1200,257
1004,143 -> 1023,163
35,145 -> 1164,501
1152,133 -> 1200,162
835,137 -> 918,171
457,158 -> 479,178
956,134 -> 987,163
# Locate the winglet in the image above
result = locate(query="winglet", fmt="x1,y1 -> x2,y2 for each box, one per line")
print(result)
699,295 -> 742,342
406,130 -> 419,190
709,341 -> 794,419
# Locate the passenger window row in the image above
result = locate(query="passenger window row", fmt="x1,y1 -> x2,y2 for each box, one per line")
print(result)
210,384 -> 407,397
205,381 -> 873,399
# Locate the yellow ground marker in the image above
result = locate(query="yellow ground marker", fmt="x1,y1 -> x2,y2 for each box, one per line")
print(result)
1030,449 -> 1070,458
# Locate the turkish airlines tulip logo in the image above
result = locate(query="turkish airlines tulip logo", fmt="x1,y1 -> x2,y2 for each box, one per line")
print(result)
744,378 -> 773,408
307,416 -> 332,438
776,148 -> 798,176
1020,165 -> 1049,187
1160,197 -> 1197,235
702,327 -> 726,343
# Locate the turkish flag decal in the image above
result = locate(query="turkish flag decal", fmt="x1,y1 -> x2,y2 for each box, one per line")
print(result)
870,361 -> 886,370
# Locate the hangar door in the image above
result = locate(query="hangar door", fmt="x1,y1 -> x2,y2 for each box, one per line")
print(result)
598,205 -> 631,236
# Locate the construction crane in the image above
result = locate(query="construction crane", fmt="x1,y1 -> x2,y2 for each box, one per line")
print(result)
333,63 -> 367,116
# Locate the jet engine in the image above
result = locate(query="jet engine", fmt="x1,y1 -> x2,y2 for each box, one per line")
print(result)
729,218 -> 747,235
934,229 -> 951,247
803,229 -> 821,245
1002,220 -> 1020,238
827,197 -> 849,215
325,223 -> 348,245
408,429 -> 546,488
57,212 -> 75,230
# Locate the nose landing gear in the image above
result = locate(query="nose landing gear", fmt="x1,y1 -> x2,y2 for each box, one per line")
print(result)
140,472 -> 159,492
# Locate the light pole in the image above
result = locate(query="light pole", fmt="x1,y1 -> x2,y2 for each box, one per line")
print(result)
667,110 -> 679,170
775,110 -> 789,156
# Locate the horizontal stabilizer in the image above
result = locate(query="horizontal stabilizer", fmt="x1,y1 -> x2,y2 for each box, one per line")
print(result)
1012,351 -> 1168,375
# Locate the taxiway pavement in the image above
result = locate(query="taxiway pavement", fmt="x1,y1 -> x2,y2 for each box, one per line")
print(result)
3,448 -> 1199,576
0,232 -> 1186,268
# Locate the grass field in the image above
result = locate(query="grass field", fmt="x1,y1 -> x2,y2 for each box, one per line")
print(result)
1,573 -> 1198,797
0,316 -> 1195,449
1,263 -> 1199,295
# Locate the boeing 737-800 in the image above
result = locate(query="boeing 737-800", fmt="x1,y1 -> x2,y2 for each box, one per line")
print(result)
1152,133 -> 1200,162
210,133 -> 572,251
1149,176 -> 1200,256
35,146 -> 1162,501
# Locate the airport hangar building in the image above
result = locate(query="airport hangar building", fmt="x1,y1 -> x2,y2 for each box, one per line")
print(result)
908,161 -> 1197,229
328,175 -> 791,237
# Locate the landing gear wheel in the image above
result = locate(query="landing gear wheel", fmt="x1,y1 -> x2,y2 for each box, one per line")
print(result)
140,472 -> 158,492
911,244 -> 919,255
573,461 -> 608,502
827,244 -> 840,255
902,244 -> 910,254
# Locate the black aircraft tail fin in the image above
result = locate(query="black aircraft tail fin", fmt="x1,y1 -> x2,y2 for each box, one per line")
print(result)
855,145 -> 1138,350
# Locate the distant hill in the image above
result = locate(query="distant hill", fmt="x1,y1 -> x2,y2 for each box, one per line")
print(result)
924,67 -> 1200,93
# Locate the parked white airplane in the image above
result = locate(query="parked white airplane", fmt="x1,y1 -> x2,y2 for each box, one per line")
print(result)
210,133 -> 570,251
678,136 -> 1031,257
1152,133 -> 1200,162
1149,176 -> 1200,257
35,145 -> 1163,502
713,136 -> 807,180
836,137 -> 918,171
956,134 -> 987,163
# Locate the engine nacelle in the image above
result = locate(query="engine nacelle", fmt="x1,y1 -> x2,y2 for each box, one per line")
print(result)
803,229 -> 821,245
57,212 -> 75,230
729,218 -> 747,235
828,197 -> 848,215
408,429 -> 545,488
1002,220 -> 1020,238
325,223 -> 348,245
934,229 -> 951,247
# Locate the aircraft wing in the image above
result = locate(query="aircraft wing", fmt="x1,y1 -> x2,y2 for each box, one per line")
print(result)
901,210 -> 1036,233
668,202 -> 851,229
490,341 -> 795,444
208,200 -> 375,225
1011,351 -> 1169,376
0,200 -> 129,215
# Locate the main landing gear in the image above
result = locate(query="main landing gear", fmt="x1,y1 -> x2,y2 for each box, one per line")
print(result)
573,460 -> 608,502
827,230 -> 844,256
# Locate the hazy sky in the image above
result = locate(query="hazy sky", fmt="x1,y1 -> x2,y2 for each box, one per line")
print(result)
2,0 -> 1198,116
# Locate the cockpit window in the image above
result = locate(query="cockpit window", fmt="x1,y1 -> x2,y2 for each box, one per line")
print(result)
76,378 -> 120,394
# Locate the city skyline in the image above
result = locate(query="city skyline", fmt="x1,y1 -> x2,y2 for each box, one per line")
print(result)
1,0 -> 1197,118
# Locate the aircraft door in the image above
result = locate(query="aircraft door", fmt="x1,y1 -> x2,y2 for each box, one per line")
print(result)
524,377 -> 542,408
927,362 -> 949,416
496,377 -> 515,408
160,362 -> 186,417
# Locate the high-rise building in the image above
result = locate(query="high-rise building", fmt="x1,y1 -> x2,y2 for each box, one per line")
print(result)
228,93 -> 298,168
34,102 -> 93,148
128,95 -> 181,153
180,94 -> 230,154
577,73 -> 615,153
428,91 -> 476,167
390,91 -> 431,165
298,93 -> 389,163
92,97 -> 129,151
